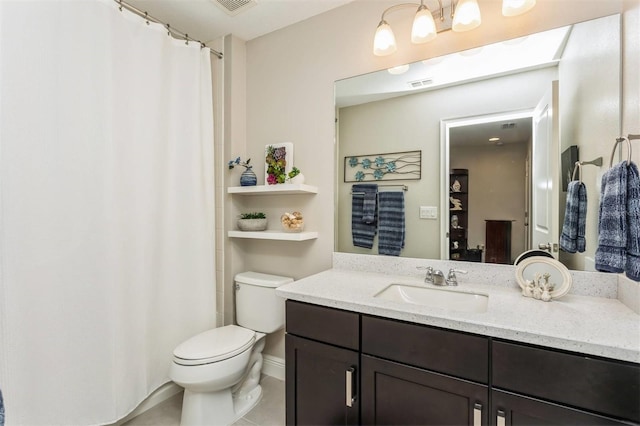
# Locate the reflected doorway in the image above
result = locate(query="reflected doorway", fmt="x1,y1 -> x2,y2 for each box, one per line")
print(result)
441,111 -> 533,264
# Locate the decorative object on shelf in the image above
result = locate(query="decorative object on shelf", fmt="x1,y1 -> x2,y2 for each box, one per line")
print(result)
237,212 -> 267,231
451,214 -> 459,229
345,150 -> 421,182
287,169 -> 305,184
372,0 -> 536,57
451,179 -> 462,192
450,196 -> 463,210
265,142 -> 294,184
228,157 -> 257,186
515,256 -> 572,300
281,211 -> 304,232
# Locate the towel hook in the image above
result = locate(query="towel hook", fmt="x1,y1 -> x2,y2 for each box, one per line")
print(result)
610,137 -> 632,167
571,161 -> 582,182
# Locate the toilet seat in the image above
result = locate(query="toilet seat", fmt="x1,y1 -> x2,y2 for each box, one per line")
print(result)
173,325 -> 255,366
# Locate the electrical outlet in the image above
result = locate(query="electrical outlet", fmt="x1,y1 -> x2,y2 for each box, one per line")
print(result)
419,206 -> 438,219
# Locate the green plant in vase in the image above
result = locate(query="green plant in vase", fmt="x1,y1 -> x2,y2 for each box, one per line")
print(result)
237,212 -> 267,231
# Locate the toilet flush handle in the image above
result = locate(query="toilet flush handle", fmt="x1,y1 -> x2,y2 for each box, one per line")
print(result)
235,283 -> 240,291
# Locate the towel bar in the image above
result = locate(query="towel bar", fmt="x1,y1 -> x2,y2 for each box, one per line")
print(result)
609,134 -> 639,167
351,184 -> 408,195
571,157 -> 603,182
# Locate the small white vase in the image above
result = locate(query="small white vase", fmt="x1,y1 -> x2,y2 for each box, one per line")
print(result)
237,218 -> 267,231
289,173 -> 305,185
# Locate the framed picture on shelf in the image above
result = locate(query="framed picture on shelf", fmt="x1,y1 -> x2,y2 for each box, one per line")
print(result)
265,142 -> 293,185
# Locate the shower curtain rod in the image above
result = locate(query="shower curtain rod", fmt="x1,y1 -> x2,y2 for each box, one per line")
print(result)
115,0 -> 223,59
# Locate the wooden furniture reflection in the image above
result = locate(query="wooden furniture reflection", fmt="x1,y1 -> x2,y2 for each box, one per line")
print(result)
485,220 -> 512,264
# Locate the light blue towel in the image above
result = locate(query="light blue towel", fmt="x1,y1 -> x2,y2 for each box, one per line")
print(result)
560,180 -> 587,253
351,184 -> 378,249
377,191 -> 405,256
596,162 -> 627,274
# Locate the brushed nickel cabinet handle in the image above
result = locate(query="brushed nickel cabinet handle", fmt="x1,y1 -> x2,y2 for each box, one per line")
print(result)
473,403 -> 482,426
345,367 -> 355,407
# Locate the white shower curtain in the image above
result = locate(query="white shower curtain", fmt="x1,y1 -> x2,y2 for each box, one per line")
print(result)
0,1 -> 216,424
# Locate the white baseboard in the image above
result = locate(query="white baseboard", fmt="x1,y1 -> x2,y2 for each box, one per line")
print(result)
262,354 -> 285,381
113,382 -> 182,425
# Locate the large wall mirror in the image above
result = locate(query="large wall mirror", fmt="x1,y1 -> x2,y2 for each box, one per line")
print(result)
335,14 -> 621,272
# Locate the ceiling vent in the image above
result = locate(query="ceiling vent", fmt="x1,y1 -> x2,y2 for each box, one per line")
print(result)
407,79 -> 433,88
501,123 -> 516,129
211,0 -> 257,16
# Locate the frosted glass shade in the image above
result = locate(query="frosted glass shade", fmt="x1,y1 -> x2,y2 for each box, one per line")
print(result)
373,20 -> 397,56
452,0 -> 481,32
502,0 -> 536,16
411,6 -> 437,44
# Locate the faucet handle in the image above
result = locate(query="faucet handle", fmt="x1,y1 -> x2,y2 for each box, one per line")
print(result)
446,268 -> 467,286
417,266 -> 435,283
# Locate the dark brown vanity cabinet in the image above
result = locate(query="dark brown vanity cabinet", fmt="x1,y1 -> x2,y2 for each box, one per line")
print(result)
285,300 -> 489,426
361,316 -> 489,425
491,341 -> 640,426
285,300 -> 640,426
285,301 -> 360,426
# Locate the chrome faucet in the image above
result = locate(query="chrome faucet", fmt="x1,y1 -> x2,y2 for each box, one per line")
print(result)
446,268 -> 468,286
423,266 -> 446,286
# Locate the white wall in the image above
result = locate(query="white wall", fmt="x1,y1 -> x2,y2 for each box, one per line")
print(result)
235,0 -> 632,358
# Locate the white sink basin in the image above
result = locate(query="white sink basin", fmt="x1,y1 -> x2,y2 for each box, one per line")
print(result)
374,284 -> 488,313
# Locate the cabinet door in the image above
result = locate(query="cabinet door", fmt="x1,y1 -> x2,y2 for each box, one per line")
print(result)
492,390 -> 634,426
286,334 -> 359,426
362,355 -> 488,426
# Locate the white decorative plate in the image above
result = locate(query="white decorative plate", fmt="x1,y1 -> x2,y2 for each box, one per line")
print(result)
515,256 -> 572,299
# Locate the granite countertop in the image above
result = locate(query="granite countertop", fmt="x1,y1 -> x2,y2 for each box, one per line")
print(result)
276,268 -> 640,363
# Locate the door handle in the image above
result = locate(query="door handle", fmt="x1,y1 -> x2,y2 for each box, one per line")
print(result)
345,367 -> 356,407
497,409 -> 506,426
473,403 -> 482,426
538,243 -> 551,251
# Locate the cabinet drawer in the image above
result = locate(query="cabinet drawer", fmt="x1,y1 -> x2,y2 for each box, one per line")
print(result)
492,340 -> 640,423
362,315 -> 489,383
286,300 -> 359,350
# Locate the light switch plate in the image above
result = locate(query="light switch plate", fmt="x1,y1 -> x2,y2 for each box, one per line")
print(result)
420,206 -> 438,219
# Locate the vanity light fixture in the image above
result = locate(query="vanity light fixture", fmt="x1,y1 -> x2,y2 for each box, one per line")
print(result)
373,0 -> 536,56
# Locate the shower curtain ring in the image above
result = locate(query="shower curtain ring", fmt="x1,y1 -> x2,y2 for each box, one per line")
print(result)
118,0 -> 123,11
144,12 -> 150,25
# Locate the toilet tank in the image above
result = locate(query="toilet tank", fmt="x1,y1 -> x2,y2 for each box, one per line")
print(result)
235,271 -> 293,333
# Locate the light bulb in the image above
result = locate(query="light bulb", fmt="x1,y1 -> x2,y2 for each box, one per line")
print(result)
373,20 -> 397,56
452,0 -> 481,32
502,0 -> 536,17
411,5 -> 437,44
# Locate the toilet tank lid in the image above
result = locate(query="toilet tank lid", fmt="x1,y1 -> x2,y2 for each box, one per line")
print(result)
235,271 -> 294,288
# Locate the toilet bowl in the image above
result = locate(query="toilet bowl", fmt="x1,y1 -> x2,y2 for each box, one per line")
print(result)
169,272 -> 293,426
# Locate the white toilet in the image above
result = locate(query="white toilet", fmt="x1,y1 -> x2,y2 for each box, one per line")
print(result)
170,271 -> 293,426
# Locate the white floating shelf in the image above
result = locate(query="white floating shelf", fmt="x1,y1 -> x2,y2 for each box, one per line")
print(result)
228,230 -> 318,241
227,184 -> 318,195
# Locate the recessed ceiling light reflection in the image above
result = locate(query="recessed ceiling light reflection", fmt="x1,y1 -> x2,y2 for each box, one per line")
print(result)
388,64 -> 410,75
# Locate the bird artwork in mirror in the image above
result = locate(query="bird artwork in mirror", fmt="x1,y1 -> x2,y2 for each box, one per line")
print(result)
334,14 -> 621,272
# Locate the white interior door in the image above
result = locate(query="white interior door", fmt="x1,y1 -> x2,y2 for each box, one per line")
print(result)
531,81 -> 560,258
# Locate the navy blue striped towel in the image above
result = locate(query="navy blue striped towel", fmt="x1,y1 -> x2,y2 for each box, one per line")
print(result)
378,191 -> 405,256
560,180 -> 587,253
351,184 -> 378,248
595,162 -> 627,274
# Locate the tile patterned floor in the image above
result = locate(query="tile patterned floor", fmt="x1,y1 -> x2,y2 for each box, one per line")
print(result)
123,376 -> 285,426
